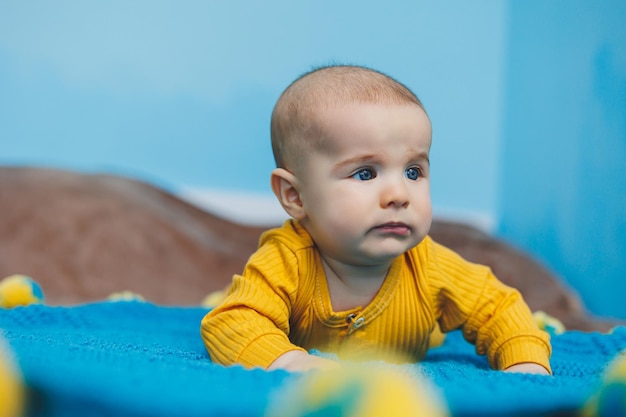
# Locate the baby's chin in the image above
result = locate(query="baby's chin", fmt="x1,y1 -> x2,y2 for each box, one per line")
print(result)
344,245 -> 418,267
370,236 -> 423,256
319,234 -> 426,266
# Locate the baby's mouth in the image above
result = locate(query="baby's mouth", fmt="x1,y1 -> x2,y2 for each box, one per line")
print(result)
372,222 -> 412,236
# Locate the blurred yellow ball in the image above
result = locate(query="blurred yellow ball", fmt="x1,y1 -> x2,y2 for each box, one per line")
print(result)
266,364 -> 448,417
0,337 -> 24,417
0,275 -> 44,308
584,352 -> 626,417
202,290 -> 227,309
533,310 -> 565,335
107,291 -> 146,302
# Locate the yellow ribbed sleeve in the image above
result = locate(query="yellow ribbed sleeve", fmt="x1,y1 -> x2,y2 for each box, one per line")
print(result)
421,240 -> 551,371
201,220 -> 551,372
201,226 -> 308,368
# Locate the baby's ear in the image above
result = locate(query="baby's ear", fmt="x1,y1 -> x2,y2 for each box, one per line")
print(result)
271,168 -> 306,220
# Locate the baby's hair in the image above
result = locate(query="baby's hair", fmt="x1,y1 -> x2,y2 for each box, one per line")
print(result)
270,65 -> 424,171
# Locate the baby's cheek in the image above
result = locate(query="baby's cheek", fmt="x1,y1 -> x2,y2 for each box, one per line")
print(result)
328,216 -> 363,240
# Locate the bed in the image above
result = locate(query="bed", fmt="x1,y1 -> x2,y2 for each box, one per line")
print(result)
1,167 -> 624,417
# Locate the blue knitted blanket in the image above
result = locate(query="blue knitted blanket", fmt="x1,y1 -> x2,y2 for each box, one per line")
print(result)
1,302 -> 625,417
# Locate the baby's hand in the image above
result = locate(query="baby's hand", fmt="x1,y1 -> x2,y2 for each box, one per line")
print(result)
504,362 -> 550,375
267,350 -> 340,372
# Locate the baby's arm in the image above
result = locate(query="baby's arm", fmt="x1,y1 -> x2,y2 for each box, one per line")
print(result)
459,283 -> 552,373
202,238 -> 326,369
268,350 -> 340,372
425,239 -> 552,373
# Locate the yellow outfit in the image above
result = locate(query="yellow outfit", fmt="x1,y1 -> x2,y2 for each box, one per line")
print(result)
201,220 -> 551,372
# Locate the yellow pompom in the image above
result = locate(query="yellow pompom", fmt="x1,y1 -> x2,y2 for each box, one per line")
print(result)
265,365 -> 449,417
0,337 -> 24,417
0,275 -> 44,308
201,290 -> 227,309
533,310 -> 565,334
583,351 -> 626,417
107,291 -> 146,302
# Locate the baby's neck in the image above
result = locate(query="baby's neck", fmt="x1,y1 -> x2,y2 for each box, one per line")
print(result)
321,257 -> 391,312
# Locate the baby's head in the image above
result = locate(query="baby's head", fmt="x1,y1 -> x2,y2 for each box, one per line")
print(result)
270,65 -> 433,266
271,65 -> 425,174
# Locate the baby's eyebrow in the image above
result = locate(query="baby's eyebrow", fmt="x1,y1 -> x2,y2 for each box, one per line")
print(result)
398,148 -> 430,167
411,151 -> 430,166
333,154 -> 380,171
333,151 -> 431,172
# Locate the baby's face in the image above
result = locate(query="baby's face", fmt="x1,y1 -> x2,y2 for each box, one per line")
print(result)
297,102 -> 432,266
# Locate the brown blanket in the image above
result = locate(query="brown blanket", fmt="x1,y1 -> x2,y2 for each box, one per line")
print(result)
0,166 -> 616,331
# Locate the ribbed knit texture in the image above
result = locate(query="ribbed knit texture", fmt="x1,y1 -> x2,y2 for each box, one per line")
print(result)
202,220 -> 551,371
1,302 -> 625,417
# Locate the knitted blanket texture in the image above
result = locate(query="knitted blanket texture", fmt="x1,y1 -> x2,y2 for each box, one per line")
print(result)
1,302 -> 624,417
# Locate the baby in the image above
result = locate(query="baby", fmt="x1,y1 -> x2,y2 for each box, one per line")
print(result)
201,65 -> 551,375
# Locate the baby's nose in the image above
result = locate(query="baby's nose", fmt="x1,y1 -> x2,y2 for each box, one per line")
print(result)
380,179 -> 410,208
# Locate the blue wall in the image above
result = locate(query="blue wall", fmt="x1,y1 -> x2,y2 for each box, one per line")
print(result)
499,1 -> 626,318
1,2 -> 625,318
0,1 -> 506,222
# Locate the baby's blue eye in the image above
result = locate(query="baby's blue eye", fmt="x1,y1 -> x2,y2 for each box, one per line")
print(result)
353,168 -> 375,181
405,167 -> 420,181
